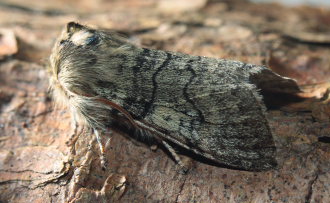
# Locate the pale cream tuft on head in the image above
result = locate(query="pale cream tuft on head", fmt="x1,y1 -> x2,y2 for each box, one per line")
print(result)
70,30 -> 93,46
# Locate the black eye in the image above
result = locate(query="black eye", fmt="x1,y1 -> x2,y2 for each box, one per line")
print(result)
59,40 -> 66,45
86,35 -> 99,46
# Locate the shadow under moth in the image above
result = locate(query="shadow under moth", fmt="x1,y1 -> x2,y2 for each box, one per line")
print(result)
49,22 -> 300,172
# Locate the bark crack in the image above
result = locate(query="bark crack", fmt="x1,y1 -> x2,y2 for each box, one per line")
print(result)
305,174 -> 318,203
175,175 -> 188,203
0,169 -> 57,175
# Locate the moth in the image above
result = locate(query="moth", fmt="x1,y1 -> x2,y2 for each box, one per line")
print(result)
49,22 -> 299,171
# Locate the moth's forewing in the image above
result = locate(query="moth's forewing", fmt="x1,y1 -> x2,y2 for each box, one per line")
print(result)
92,43 -> 278,171
120,51 -> 277,171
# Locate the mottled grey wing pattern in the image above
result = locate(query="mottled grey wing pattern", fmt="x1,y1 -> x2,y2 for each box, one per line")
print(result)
94,48 -> 278,170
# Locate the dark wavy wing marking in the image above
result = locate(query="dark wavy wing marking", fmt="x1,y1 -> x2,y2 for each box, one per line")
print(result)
145,81 -> 276,170
138,51 -> 276,171
141,52 -> 172,118
94,45 -> 278,170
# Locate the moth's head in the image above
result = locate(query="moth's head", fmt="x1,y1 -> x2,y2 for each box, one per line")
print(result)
53,21 -> 129,54
48,22 -> 104,102
49,22 -> 133,103
49,22 -> 97,78
50,22 -> 131,78
61,22 -> 100,47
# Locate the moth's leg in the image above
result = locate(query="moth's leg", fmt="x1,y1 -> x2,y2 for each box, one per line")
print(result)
66,112 -> 83,147
104,130 -> 112,150
94,129 -> 113,170
71,112 -> 79,135
162,140 -> 188,173
150,144 -> 158,151
94,129 -> 107,170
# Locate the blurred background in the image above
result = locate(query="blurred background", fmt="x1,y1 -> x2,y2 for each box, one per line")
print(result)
0,0 -> 329,84
0,0 -> 329,83
253,0 -> 330,6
